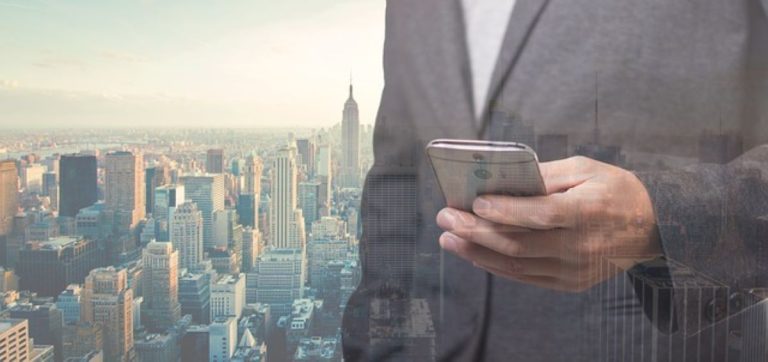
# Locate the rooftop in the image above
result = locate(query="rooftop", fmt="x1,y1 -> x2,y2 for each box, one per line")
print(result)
295,336 -> 338,360
27,236 -> 82,250
0,319 -> 25,333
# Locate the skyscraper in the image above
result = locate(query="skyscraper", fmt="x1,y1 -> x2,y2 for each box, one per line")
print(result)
141,241 -> 182,332
16,236 -> 102,297
42,171 -> 58,210
241,227 -> 262,273
21,163 -> 45,194
237,194 -> 257,229
296,138 -> 316,177
210,273 -> 246,321
0,319 -> 30,362
269,145 -> 306,249
182,174 -> 225,250
59,154 -> 97,218
154,184 -> 185,241
0,160 -> 18,236
8,302 -> 64,361
209,316 -> 237,362
81,267 -> 135,362
315,142 -> 332,217
243,155 -> 263,198
364,171 -> 417,290
298,181 -> 321,230
56,284 -> 82,323
239,155 -> 263,229
340,83 -> 360,188
170,202 -> 204,270
145,164 -> 170,215
206,149 -> 225,174
247,248 -> 306,316
105,151 -> 146,227
179,272 -> 212,325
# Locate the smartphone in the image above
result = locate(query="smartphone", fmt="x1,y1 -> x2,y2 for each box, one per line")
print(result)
426,139 -> 546,211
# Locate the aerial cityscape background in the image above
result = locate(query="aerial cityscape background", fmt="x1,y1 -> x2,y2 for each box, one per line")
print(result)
0,1 -> 383,361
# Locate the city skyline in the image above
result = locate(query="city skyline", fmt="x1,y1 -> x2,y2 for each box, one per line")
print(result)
0,83 -> 369,361
0,0 -> 385,129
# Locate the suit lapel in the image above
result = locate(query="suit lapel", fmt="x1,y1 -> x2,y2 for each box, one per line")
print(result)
408,0 -> 476,138
477,0 -> 552,133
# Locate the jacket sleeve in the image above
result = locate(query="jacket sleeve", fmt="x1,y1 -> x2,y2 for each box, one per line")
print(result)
634,145 -> 768,336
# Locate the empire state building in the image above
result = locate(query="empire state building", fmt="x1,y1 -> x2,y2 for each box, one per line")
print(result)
340,83 -> 360,188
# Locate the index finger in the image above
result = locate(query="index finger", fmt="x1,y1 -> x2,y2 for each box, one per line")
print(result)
539,156 -> 595,194
472,192 -> 578,229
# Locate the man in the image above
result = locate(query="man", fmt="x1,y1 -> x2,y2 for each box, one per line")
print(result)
343,0 -> 768,361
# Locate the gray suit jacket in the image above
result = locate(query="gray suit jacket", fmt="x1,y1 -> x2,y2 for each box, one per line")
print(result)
343,0 -> 768,361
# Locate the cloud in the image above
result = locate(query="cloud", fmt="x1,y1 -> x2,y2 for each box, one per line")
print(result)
101,50 -> 149,63
31,56 -> 87,69
0,79 -> 19,89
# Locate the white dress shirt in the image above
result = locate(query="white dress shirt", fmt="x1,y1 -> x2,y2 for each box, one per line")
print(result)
461,0 -> 517,119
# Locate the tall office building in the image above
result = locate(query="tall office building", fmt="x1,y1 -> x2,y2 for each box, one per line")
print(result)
0,266 -> 19,292
364,171 -> 418,290
153,184 -> 185,241
16,236 -> 102,297
269,146 -> 306,249
209,317 -> 237,362
42,172 -> 58,210
105,151 -> 146,227
56,284 -> 82,324
141,242 -> 181,332
239,155 -> 263,230
0,160 -> 18,237
59,154 -> 97,218
62,322 -> 103,361
145,164 -> 169,215
241,227 -> 262,273
182,174 -> 225,250
237,194 -> 257,229
315,143 -> 332,216
8,302 -> 63,362
307,239 -> 349,287
170,202 -> 204,270
179,272 -> 212,325
0,319 -> 30,362
135,331 -> 180,362
340,83 -> 360,188
21,164 -> 45,194
247,248 -> 306,316
210,273 -> 246,321
243,155 -> 263,198
298,181 -> 321,230
206,149 -> 225,174
296,138 -> 316,177
81,267 -> 135,362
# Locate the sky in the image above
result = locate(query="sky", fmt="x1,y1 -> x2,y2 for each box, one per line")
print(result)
0,0 -> 385,128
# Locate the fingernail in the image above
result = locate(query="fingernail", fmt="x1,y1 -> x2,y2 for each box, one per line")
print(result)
440,232 -> 458,251
437,209 -> 457,230
473,197 -> 492,214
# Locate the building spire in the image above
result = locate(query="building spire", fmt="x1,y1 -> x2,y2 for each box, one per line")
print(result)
348,72 -> 354,100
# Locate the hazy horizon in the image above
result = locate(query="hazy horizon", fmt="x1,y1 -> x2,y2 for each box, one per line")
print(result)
0,0 -> 385,129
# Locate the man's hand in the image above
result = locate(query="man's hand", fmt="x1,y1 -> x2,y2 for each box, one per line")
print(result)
436,156 -> 662,292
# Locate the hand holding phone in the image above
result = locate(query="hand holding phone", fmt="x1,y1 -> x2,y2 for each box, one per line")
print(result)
426,139 -> 546,211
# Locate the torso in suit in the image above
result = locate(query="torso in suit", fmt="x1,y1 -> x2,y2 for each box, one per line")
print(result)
343,0 -> 768,361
